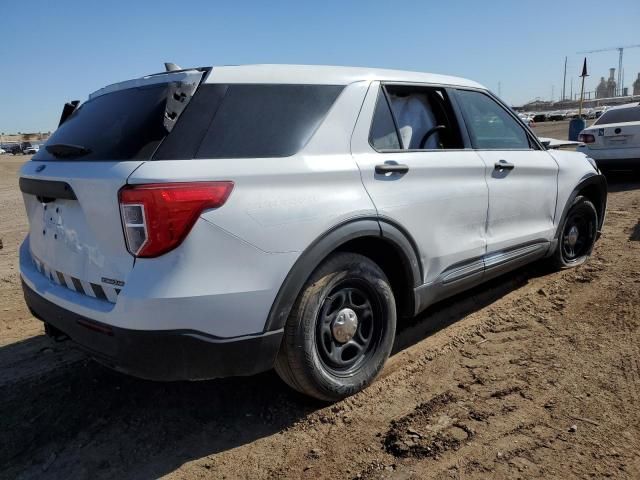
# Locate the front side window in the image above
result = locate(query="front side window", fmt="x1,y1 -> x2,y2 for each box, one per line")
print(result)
369,85 -> 463,151
456,90 -> 532,150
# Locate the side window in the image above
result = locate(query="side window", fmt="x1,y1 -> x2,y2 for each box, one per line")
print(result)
456,90 -> 532,150
369,90 -> 401,150
369,85 -> 464,151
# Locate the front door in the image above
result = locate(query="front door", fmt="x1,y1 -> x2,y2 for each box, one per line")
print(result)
454,89 -> 558,263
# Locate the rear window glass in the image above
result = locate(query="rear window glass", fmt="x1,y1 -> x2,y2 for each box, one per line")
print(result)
594,106 -> 640,125
154,84 -> 344,160
34,84 -> 171,161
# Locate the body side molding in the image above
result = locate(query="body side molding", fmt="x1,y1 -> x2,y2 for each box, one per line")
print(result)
414,240 -> 550,316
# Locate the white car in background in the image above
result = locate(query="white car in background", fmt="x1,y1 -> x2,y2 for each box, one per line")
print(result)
577,102 -> 640,171
518,113 -> 535,127
24,144 -> 40,155
0,148 -> 5,154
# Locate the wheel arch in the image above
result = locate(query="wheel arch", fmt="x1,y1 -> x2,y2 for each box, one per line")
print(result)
555,173 -> 607,239
263,218 -> 422,332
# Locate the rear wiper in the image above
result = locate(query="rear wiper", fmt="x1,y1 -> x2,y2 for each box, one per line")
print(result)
45,143 -> 91,159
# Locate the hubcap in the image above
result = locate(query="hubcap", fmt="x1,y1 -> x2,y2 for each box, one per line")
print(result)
562,209 -> 595,262
332,308 -> 358,343
315,282 -> 383,375
567,225 -> 579,247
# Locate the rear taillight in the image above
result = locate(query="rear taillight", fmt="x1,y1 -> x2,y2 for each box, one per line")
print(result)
578,133 -> 595,144
118,182 -> 234,257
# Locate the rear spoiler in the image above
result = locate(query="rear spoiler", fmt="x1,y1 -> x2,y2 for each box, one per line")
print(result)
89,69 -> 206,100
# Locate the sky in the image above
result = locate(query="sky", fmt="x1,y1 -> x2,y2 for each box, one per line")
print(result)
1,0 -> 639,133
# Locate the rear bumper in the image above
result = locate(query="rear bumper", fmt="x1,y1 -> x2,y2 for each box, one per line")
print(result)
22,280 -> 283,381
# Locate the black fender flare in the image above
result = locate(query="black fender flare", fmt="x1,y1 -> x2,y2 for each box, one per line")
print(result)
263,217 -> 422,332
554,173 -> 607,241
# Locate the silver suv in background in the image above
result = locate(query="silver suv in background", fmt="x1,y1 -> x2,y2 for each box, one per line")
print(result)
19,65 -> 606,401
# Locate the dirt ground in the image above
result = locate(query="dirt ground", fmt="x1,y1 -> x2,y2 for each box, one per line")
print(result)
1,122 -> 639,479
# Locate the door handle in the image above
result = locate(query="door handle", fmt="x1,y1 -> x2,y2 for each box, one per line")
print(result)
494,160 -> 515,170
375,163 -> 409,175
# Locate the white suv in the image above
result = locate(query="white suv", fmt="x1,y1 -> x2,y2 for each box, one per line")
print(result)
19,65 -> 606,401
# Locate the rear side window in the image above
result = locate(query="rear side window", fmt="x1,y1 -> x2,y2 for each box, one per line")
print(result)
456,90 -> 532,150
594,106 -> 640,125
34,84 -> 171,161
156,84 -> 344,159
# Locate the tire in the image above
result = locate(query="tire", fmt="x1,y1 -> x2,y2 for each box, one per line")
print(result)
275,252 -> 396,402
551,195 -> 598,269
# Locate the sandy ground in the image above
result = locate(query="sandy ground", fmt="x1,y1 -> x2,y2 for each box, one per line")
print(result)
1,123 -> 639,479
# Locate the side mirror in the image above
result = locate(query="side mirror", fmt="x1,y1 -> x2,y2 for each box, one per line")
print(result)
58,100 -> 80,127
540,139 -> 551,149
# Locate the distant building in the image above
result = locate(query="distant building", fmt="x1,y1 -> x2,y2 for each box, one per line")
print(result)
634,73 -> 640,96
596,76 -> 608,98
596,68 -> 618,98
606,68 -> 617,97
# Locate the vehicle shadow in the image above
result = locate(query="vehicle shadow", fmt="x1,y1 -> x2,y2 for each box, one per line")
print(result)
392,260 -> 550,354
0,339 -> 318,479
604,170 -> 640,192
0,261 -> 556,479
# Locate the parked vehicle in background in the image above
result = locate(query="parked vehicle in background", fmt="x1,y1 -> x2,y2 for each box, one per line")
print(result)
0,147 -> 5,154
533,112 -> 547,122
19,64 -> 607,401
547,111 -> 566,121
23,144 -> 40,155
577,102 -> 640,171
518,113 -> 535,127
594,106 -> 609,118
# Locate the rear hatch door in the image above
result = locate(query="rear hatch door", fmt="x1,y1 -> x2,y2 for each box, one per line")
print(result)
20,70 -> 205,301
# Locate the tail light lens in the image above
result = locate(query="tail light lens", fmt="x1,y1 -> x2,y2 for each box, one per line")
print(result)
578,133 -> 595,144
119,182 -> 234,257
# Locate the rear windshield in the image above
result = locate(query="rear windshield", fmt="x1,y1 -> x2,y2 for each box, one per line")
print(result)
594,106 -> 640,125
34,84 -> 171,161
154,84 -> 344,159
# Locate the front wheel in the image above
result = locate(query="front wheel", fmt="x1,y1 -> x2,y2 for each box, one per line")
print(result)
551,195 -> 598,269
275,252 -> 396,402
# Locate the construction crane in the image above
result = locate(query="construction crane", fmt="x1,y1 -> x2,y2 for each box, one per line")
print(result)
577,44 -> 640,95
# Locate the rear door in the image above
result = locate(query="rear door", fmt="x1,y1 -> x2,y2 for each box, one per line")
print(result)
454,88 -> 558,262
20,70 -> 204,301
351,82 -> 489,288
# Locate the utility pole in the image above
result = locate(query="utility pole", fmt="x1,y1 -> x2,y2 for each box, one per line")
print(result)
579,58 -> 588,116
569,58 -> 589,141
570,77 -> 574,100
562,56 -> 567,101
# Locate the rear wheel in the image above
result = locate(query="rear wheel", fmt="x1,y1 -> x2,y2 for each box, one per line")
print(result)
551,196 -> 598,269
275,252 -> 396,402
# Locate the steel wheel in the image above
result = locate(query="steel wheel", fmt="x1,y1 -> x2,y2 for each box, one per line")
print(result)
315,282 -> 382,376
561,209 -> 595,263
